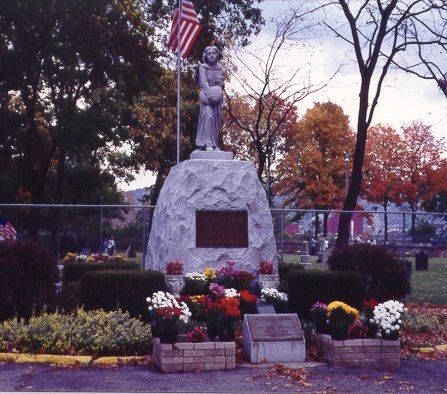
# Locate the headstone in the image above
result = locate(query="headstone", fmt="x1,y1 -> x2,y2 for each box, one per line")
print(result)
146,159 -> 277,273
300,255 -> 311,264
415,250 -> 428,271
243,314 -> 306,363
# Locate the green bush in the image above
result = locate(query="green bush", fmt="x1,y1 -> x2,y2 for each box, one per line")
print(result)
0,309 -> 151,356
63,261 -> 140,283
0,240 -> 59,321
288,270 -> 364,319
278,262 -> 304,292
80,270 -> 166,320
327,244 -> 411,301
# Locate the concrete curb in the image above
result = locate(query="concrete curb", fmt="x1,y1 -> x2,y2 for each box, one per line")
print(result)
410,344 -> 447,353
0,353 -> 148,366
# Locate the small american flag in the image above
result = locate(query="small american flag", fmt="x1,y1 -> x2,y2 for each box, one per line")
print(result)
0,220 -> 17,241
167,0 -> 202,58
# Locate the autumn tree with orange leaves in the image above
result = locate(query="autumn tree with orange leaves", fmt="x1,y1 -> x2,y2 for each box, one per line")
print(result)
362,124 -> 404,242
394,121 -> 446,241
275,102 -> 354,236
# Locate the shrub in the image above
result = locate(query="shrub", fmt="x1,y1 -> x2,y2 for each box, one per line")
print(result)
278,262 -> 304,292
0,308 -> 151,356
63,261 -> 140,283
79,270 -> 166,320
327,244 -> 411,301
288,270 -> 364,319
0,240 -> 59,321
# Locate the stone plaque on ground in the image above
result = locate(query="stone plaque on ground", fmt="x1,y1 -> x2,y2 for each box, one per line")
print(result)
243,314 -> 305,363
196,210 -> 248,248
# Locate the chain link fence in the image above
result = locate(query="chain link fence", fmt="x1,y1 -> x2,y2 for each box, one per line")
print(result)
1,204 -> 446,303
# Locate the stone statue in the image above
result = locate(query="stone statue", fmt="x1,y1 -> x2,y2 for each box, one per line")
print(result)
195,46 -> 224,151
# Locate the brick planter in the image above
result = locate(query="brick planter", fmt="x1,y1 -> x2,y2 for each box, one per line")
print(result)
152,338 -> 236,373
315,334 -> 400,371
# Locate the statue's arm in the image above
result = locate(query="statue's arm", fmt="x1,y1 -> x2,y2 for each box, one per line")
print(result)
198,65 -> 212,99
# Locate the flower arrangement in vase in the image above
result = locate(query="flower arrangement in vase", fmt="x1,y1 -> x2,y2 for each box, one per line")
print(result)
257,261 -> 279,289
327,301 -> 359,340
373,300 -> 405,340
146,291 -> 191,344
164,260 -> 185,294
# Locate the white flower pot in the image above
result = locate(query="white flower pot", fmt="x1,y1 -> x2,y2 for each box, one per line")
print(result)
258,274 -> 279,289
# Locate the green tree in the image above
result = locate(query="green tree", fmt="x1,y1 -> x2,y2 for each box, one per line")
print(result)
0,0 -> 161,238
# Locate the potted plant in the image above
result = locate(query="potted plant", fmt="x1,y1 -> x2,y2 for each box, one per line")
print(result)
327,301 -> 359,340
257,260 -> 279,289
164,260 -> 184,295
310,302 -> 328,334
146,291 -> 191,343
204,283 -> 240,341
373,300 -> 406,340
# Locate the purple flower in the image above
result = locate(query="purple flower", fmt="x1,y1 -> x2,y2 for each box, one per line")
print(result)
209,283 -> 226,298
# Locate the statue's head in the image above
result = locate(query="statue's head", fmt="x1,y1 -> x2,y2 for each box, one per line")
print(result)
202,46 -> 219,63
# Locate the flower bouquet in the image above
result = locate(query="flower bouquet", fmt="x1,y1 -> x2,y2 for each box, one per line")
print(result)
146,291 -> 191,343
182,272 -> 208,295
260,288 -> 288,313
216,261 -> 253,290
204,289 -> 240,341
259,261 -> 275,275
327,301 -> 359,340
187,326 -> 207,343
165,260 -> 183,275
310,302 -> 328,334
373,300 -> 405,340
239,289 -> 258,315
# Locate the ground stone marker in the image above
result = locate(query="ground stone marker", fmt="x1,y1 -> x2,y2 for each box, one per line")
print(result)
243,314 -> 305,363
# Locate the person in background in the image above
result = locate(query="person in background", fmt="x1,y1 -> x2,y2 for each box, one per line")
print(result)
107,235 -> 115,256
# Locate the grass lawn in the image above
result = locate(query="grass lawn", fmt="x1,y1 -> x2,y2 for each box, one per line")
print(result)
282,254 -> 447,305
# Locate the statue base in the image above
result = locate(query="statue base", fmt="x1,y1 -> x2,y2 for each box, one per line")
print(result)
190,150 -> 233,160
146,159 -> 277,273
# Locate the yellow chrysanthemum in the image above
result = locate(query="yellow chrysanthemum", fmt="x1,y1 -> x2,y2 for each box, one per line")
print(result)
203,267 -> 216,280
327,301 -> 359,318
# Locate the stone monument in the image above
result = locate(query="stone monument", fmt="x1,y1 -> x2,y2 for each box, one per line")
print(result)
146,46 -> 277,273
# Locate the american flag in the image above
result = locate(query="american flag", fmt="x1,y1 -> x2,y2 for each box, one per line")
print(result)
0,220 -> 17,241
167,0 -> 202,58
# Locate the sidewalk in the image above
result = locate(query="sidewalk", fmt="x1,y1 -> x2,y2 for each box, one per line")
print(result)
1,359 -> 446,392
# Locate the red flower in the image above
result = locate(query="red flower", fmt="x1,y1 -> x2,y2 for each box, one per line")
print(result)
239,290 -> 257,304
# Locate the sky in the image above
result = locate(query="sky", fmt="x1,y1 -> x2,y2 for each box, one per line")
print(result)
117,0 -> 447,192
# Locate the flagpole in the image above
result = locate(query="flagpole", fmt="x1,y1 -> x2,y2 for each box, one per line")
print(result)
176,0 -> 182,165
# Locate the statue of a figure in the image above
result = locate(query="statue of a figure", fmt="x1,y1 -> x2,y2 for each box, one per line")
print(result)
195,46 -> 224,151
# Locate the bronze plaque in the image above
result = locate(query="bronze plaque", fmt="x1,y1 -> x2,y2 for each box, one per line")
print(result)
196,210 -> 248,248
245,314 -> 303,342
